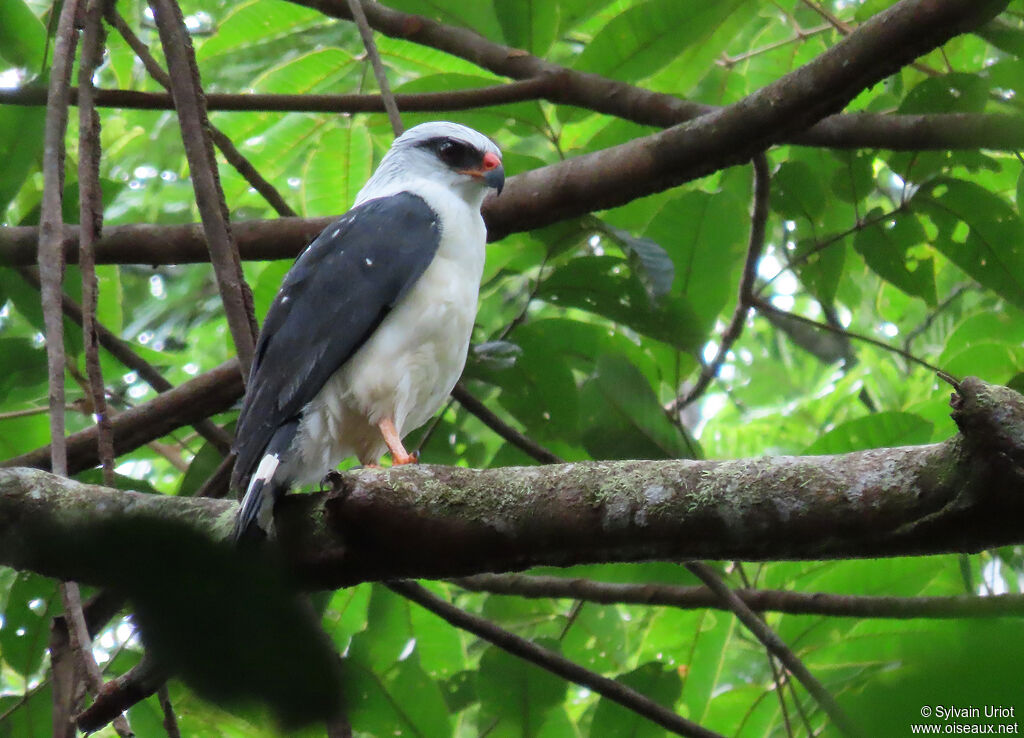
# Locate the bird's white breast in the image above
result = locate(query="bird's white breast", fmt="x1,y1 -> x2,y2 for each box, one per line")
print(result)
292,186 -> 486,476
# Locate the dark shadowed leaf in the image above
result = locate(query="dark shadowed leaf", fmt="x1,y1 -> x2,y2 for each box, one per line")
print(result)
591,662 -> 682,737
602,223 -> 675,299
476,642 -> 567,737
0,572 -> 57,677
853,209 -> 937,304
537,256 -> 703,351
913,178 -> 1024,311
581,354 -> 700,460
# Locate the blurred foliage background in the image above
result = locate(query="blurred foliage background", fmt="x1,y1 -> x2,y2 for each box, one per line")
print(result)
1,0 -> 1024,735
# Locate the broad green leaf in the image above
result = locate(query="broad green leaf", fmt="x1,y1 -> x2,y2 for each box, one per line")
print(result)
804,411 -> 934,455
251,47 -> 358,94
898,72 -> 990,114
830,150 -> 875,205
642,189 -> 748,334
537,256 -> 704,351
602,223 -> 675,299
301,119 -> 373,215
580,353 -> 700,460
574,0 -> 747,82
0,105 -> 45,215
381,0 -> 503,42
0,0 -> 46,71
466,322 -> 580,442
0,338 -> 47,404
913,178 -> 1024,311
591,662 -> 683,737
495,0 -> 559,56
942,342 -> 1024,385
773,160 -> 827,221
853,209 -> 937,304
0,572 -> 57,676
940,310 -> 1024,363
197,0 -> 323,62
344,643 -> 453,738
477,643 -> 567,738
0,683 -> 52,738
837,622 -> 1024,737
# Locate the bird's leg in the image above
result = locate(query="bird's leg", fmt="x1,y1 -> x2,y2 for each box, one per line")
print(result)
377,417 -> 418,465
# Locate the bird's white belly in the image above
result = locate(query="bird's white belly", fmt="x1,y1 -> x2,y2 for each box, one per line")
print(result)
292,248 -> 481,477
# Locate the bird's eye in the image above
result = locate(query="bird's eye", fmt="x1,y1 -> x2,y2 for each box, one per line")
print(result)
435,138 -> 476,168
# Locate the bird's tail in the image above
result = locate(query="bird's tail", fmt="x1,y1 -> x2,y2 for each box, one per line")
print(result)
232,422 -> 298,543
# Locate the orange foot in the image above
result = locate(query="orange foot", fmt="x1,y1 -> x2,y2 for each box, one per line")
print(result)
377,417 -> 419,465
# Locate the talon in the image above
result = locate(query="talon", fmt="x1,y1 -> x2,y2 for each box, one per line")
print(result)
319,469 -> 344,492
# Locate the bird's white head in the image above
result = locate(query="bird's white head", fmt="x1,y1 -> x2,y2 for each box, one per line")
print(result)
355,121 -> 504,209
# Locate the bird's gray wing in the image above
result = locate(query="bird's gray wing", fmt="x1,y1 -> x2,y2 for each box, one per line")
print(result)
231,192 -> 441,490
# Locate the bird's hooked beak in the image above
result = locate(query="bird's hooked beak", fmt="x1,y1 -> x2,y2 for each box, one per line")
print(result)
461,151 -> 504,195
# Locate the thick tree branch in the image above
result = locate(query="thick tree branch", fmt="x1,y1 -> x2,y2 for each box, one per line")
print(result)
2,378 -> 1022,588
452,573 -> 1024,619
1,360 -> 243,475
0,1 -> 1014,270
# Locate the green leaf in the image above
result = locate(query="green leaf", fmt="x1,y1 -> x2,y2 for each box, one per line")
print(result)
476,643 -> 567,737
0,105 -> 45,214
301,119 -> 373,215
773,160 -> 827,221
537,256 -> 704,351
591,662 -> 683,737
466,322 -> 580,442
913,178 -> 1024,311
642,189 -> 749,333
0,683 -> 52,738
898,73 -> 990,113
0,338 -> 47,404
580,353 -> 701,460
804,411 -> 934,455
575,0 -> 748,82
0,572 -> 58,676
602,223 -> 675,299
853,209 -> 936,304
196,0 -> 323,62
0,0 -> 47,70
830,150 -> 875,205
495,0 -> 558,56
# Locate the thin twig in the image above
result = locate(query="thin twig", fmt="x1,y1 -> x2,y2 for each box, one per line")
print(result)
79,0 -> 115,487
156,685 -> 181,738
148,0 -> 258,376
0,79 -> 553,115
388,580 -> 726,738
60,582 -> 133,737
735,563 -> 794,738
685,561 -> 858,737
752,297 -> 944,374
451,573 -> 1024,618
678,152 -> 771,408
104,8 -> 298,218
346,0 -> 403,136
451,383 -> 562,464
